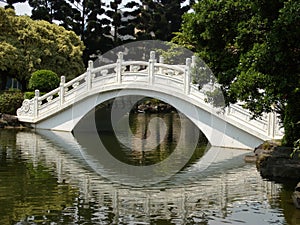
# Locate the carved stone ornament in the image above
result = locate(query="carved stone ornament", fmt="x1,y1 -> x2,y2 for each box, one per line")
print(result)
17,99 -> 34,116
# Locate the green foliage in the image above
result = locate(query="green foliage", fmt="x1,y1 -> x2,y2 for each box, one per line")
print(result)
282,96 -> 300,146
204,88 -> 225,108
174,0 -> 300,145
0,90 -> 24,115
155,42 -> 193,64
28,0 -> 113,63
24,91 -> 36,100
291,137 -> 300,158
191,56 -> 215,89
0,8 -> 85,91
135,0 -> 194,41
28,70 -> 60,92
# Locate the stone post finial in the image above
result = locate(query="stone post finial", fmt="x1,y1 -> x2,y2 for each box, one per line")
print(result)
118,52 -> 124,61
35,89 -> 40,97
192,55 -> 196,66
88,60 -> 93,70
159,56 -> 164,64
150,51 -> 156,60
60,76 -> 65,85
186,58 -> 192,67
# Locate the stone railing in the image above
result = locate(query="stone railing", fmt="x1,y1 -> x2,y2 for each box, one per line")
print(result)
16,51 -> 283,139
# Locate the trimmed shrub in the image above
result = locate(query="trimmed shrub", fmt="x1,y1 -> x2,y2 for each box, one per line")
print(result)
0,90 -> 24,115
24,91 -> 49,100
24,91 -> 36,100
28,70 -> 60,92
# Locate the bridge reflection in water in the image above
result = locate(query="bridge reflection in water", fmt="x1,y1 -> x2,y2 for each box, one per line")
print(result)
16,130 -> 283,224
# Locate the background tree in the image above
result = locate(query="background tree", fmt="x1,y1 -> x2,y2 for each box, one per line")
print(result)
28,0 -> 113,64
0,8 -> 85,90
173,0 -> 300,145
135,0 -> 194,41
105,0 -> 140,47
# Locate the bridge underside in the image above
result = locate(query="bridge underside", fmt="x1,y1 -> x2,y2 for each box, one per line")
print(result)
32,89 -> 264,149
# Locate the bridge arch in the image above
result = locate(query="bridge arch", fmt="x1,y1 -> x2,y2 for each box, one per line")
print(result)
31,87 -> 264,149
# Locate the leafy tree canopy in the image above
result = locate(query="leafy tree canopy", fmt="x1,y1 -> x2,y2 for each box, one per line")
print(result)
28,0 -> 113,64
0,7 -> 85,90
173,0 -> 300,145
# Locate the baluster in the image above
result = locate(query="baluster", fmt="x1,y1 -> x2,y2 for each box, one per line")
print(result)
116,52 -> 123,84
267,111 -> 276,138
226,106 -> 231,115
192,55 -> 196,67
34,90 -> 40,118
184,58 -> 192,95
149,51 -> 156,85
159,56 -> 164,64
60,76 -> 65,106
87,60 -> 93,90
159,56 -> 164,74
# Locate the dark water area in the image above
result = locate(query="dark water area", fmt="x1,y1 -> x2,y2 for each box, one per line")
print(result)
0,110 -> 300,224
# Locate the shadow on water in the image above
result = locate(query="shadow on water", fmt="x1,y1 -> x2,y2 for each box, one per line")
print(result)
74,97 -> 209,167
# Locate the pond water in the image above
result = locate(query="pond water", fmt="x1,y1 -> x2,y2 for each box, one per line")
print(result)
0,111 -> 299,225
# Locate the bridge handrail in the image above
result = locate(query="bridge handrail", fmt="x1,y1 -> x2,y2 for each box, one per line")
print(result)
92,63 -> 118,74
154,63 -> 186,74
38,87 -> 60,102
64,72 -> 87,88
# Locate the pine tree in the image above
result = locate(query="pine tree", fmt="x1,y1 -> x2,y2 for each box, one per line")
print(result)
136,0 -> 194,41
105,0 -> 140,47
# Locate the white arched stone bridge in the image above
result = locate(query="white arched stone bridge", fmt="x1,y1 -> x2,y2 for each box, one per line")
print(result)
17,51 -> 283,149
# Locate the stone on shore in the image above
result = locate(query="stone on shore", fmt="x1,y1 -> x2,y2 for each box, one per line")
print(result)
255,142 -> 300,181
0,113 -> 27,128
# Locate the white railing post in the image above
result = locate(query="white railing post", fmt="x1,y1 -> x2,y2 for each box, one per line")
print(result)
267,111 -> 276,138
226,105 -> 231,115
59,76 -> 65,106
184,58 -> 192,95
192,55 -> 196,67
87,60 -> 93,90
159,56 -> 164,64
34,89 -> 40,119
149,51 -> 156,85
159,56 -> 164,74
116,52 -> 123,84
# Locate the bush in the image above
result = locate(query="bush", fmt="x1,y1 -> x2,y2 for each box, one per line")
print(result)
24,91 -> 48,99
24,91 -> 36,100
28,70 -> 60,92
0,90 -> 24,115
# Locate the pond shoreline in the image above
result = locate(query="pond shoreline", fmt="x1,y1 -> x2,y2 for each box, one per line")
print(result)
0,113 -> 29,129
245,141 -> 300,184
